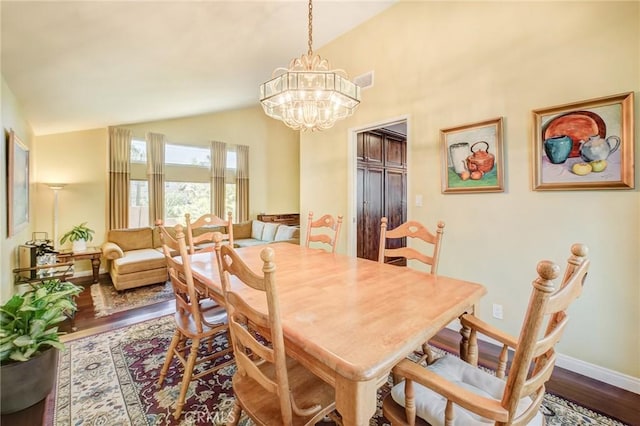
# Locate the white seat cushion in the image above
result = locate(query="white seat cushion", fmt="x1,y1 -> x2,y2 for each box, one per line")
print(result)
391,354 -> 544,425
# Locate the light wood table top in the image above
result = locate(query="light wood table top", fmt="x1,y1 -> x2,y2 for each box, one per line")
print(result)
186,242 -> 486,425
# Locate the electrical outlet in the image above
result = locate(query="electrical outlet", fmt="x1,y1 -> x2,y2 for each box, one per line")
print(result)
492,303 -> 503,320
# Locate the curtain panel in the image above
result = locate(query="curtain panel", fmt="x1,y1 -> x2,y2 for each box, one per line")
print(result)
108,127 -> 132,230
236,145 -> 249,222
146,132 -> 165,225
210,141 -> 227,218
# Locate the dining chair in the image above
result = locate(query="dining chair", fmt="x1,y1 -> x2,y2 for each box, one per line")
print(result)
382,243 -> 590,426
378,216 -> 445,365
185,212 -> 233,254
305,211 -> 343,253
215,243 -> 337,425
378,217 -> 445,274
156,224 -> 234,419
155,219 -> 180,257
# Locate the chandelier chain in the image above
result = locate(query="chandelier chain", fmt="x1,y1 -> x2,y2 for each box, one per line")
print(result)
307,0 -> 313,56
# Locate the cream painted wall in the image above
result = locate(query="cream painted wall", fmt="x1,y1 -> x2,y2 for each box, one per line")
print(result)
1,77 -> 35,303
33,128 -> 109,276
122,106 -> 300,219
300,1 -> 639,377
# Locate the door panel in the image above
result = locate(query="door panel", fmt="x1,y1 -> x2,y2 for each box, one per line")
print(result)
386,135 -> 406,168
356,166 -> 365,258
366,132 -> 384,165
356,128 -> 407,263
384,169 -> 407,266
364,168 -> 384,261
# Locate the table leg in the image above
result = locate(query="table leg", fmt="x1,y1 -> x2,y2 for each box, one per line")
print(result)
335,376 -> 378,426
91,256 -> 100,283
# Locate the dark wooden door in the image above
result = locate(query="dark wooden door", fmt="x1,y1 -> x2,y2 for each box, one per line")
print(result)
357,129 -> 407,262
357,166 -> 384,261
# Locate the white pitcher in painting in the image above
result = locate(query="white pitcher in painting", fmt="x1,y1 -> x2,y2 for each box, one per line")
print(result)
449,142 -> 470,174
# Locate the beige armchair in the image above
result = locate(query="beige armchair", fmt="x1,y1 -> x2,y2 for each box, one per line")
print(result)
102,227 -> 167,290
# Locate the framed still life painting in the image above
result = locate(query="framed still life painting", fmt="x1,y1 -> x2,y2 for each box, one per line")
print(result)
7,129 -> 30,237
440,117 -> 504,194
531,92 -> 634,191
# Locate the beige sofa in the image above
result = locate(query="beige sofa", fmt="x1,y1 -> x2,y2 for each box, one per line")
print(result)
102,220 -> 298,291
233,220 -> 300,247
102,227 -> 168,290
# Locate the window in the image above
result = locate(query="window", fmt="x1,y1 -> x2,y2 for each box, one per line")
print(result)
164,182 -> 211,226
127,139 -> 243,227
226,150 -> 237,169
165,144 -> 210,167
129,180 -> 149,228
131,139 -> 147,163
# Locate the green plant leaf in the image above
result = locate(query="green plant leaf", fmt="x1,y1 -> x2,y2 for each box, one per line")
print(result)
9,350 -> 29,362
60,222 -> 95,244
13,335 -> 34,347
1,278 -> 80,363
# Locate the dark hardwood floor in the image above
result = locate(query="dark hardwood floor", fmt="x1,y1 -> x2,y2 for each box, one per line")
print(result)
2,274 -> 639,425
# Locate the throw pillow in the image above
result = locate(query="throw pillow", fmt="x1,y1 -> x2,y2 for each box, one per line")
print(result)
233,221 -> 252,239
262,223 -> 279,242
251,220 -> 266,240
274,225 -> 298,241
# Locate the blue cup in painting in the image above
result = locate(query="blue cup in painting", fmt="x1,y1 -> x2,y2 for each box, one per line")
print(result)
544,135 -> 573,164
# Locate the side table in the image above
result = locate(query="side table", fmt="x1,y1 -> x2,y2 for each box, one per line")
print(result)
57,247 -> 102,283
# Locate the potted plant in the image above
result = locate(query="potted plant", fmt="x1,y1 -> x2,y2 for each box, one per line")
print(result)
0,279 -> 83,413
60,222 -> 95,252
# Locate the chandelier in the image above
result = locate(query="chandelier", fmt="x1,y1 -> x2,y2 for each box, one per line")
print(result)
259,0 -> 361,131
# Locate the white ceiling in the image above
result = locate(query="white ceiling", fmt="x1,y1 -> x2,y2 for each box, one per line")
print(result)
1,0 -> 396,136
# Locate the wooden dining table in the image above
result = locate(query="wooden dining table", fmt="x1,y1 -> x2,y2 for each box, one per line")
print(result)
185,242 -> 486,426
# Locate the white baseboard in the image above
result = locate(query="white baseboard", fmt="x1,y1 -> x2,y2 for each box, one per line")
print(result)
446,324 -> 639,395
555,353 -> 640,394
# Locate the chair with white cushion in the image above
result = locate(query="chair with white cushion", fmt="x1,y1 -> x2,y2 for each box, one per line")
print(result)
382,243 -> 590,426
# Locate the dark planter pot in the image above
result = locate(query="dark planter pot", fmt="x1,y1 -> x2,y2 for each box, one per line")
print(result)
0,347 -> 58,414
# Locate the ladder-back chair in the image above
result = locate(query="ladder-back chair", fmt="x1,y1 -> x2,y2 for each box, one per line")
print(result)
185,212 -> 233,254
305,211 -> 343,253
378,217 -> 445,274
157,224 -> 234,419
216,244 -> 336,425
382,243 -> 590,426
379,216 -> 446,364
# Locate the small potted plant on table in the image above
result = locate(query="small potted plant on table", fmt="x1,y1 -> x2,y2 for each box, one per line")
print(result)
60,222 -> 95,252
0,279 -> 83,413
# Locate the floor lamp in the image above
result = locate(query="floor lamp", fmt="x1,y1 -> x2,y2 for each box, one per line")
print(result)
47,184 -> 66,249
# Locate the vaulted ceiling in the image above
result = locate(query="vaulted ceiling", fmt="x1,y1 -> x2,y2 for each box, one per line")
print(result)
1,1 -> 396,135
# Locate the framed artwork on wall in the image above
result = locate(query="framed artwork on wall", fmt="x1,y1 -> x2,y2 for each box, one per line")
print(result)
532,92 -> 634,191
7,129 -> 30,237
440,117 -> 504,194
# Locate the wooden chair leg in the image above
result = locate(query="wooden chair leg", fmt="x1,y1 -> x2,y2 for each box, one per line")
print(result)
158,330 -> 181,386
173,337 -> 200,419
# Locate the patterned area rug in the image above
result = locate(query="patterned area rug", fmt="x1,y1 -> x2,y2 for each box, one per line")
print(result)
90,281 -> 174,317
51,316 -> 628,425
